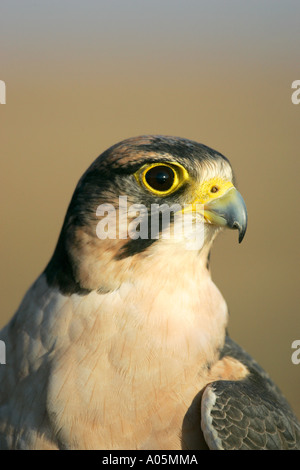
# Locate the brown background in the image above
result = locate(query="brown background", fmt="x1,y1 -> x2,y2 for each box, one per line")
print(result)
1,2 -> 300,418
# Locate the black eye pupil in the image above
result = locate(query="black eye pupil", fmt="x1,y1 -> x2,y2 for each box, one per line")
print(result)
145,166 -> 175,191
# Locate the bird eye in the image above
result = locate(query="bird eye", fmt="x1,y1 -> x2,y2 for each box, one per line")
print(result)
134,162 -> 189,196
144,165 -> 175,192
211,185 -> 219,194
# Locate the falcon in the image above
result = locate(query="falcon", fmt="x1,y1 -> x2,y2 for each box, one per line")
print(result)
0,135 -> 299,450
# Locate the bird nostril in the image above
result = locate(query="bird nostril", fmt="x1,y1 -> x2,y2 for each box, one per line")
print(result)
211,186 -> 219,193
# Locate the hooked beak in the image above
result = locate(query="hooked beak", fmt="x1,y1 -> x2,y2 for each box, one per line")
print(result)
203,187 -> 248,243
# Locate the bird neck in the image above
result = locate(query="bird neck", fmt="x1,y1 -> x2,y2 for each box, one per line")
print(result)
120,241 -> 228,360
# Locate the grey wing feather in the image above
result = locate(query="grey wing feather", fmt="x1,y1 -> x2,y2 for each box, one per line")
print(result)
201,336 -> 300,450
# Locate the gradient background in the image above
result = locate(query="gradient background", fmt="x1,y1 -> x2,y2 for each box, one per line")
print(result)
1,1 -> 300,418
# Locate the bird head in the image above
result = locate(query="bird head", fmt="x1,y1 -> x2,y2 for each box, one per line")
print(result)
45,136 -> 247,294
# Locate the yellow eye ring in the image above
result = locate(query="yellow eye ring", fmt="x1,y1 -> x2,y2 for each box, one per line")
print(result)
134,162 -> 189,196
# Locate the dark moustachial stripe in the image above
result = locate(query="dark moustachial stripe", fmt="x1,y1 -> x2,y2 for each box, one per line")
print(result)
44,230 -> 92,296
44,166 -> 112,295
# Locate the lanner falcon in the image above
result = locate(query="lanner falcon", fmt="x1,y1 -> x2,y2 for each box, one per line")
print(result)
0,135 -> 299,450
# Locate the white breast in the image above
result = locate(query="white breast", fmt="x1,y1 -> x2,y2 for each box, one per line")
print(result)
0,245 -> 228,449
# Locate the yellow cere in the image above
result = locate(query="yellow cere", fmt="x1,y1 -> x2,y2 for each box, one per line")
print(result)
192,178 -> 234,204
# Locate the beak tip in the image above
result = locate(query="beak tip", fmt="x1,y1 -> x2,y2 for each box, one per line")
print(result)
238,232 -> 245,244
233,221 -> 247,244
